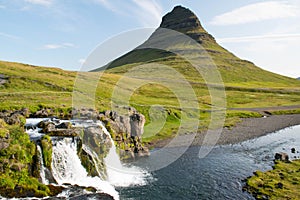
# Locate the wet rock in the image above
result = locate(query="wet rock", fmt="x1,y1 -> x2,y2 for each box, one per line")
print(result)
40,122 -> 56,133
69,193 -> 114,200
274,152 -> 289,162
55,122 -> 72,129
291,148 -> 296,153
78,148 -> 100,177
47,185 -> 64,197
47,129 -> 79,137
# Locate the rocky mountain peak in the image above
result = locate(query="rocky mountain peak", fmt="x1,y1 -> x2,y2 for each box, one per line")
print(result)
160,6 -> 206,33
158,5 -> 215,44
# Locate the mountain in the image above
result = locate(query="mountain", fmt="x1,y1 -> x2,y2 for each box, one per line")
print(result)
0,6 -> 300,143
92,6 -> 299,88
297,77 -> 300,80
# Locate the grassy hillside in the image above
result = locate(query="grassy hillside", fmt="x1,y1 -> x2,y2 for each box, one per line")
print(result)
94,6 -> 300,90
1,60 -> 300,143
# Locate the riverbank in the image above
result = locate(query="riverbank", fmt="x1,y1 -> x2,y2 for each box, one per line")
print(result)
244,159 -> 300,199
153,114 -> 300,148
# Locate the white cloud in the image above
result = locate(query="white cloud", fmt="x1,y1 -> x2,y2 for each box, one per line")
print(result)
93,0 -> 162,27
210,1 -> 299,26
25,0 -> 53,6
94,0 -> 122,13
43,43 -> 75,49
218,33 -> 300,43
132,0 -> 162,26
94,0 -> 114,10
0,32 -> 20,40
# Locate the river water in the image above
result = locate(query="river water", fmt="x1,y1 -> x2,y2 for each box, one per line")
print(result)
119,125 -> 300,200
6,120 -> 300,200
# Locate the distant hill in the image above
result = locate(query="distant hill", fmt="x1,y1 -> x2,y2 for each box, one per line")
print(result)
92,6 -> 300,88
297,77 -> 300,80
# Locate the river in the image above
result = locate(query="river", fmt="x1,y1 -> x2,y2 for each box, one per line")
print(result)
119,125 -> 300,200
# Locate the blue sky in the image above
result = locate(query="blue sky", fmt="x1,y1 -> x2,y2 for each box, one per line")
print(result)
0,0 -> 300,78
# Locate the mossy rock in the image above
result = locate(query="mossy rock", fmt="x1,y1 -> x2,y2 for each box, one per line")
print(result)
41,135 -> 52,169
245,160 -> 300,199
0,127 -> 9,138
0,120 -> 59,198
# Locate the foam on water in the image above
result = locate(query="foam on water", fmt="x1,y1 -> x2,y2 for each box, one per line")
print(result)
36,145 -> 49,184
100,123 -> 150,187
51,138 -> 119,200
23,118 -> 152,199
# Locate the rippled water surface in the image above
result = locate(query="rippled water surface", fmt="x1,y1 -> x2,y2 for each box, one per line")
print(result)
119,125 -> 300,200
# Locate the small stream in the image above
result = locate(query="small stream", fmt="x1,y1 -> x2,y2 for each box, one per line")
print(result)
119,125 -> 300,200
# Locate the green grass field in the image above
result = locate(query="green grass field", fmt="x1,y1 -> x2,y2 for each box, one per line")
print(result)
1,60 -> 300,144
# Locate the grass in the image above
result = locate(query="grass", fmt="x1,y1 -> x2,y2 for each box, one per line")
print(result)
269,109 -> 300,115
0,58 -> 300,144
245,160 -> 300,199
0,119 -> 53,197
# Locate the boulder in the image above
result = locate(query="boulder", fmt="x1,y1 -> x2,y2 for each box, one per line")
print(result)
130,113 -> 145,138
47,129 -> 79,137
72,108 -> 98,120
291,148 -> 296,154
55,122 -> 72,129
275,152 -> 289,162
40,122 -> 56,133
33,109 -> 50,118
5,114 -> 22,125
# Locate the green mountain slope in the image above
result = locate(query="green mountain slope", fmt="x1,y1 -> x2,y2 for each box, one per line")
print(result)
93,6 -> 300,89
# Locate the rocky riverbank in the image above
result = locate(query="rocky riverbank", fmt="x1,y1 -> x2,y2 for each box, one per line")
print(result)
153,114 -> 300,148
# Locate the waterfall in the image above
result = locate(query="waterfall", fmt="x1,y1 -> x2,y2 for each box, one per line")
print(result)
25,118 -> 150,200
82,144 -> 106,179
100,123 -> 149,187
50,137 -> 119,200
36,145 -> 49,184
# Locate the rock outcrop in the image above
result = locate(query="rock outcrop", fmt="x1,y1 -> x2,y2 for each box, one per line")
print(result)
0,74 -> 8,85
158,5 -> 215,44
99,106 -> 149,161
274,152 -> 289,162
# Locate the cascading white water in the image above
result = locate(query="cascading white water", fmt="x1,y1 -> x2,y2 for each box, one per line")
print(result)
36,145 -> 49,185
50,137 -> 119,200
25,118 -> 151,200
82,144 -> 105,179
99,123 -> 150,187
